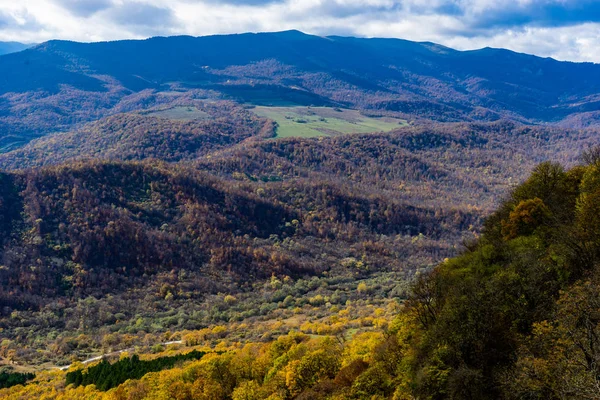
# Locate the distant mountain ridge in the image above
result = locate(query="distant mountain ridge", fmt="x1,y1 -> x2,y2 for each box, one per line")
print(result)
1,30 -> 600,150
0,41 -> 31,55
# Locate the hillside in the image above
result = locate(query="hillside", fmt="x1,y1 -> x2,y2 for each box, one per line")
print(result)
0,157 -> 474,366
3,152 -> 600,399
0,101 -> 274,167
3,31 -> 600,150
1,117 -> 595,215
0,118 -> 595,367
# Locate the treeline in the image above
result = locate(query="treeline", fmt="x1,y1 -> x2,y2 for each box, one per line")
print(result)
0,371 -> 35,389
65,350 -> 207,391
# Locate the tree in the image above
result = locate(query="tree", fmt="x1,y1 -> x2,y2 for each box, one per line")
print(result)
232,380 -> 262,400
504,279 -> 600,399
501,198 -> 551,240
581,145 -> 600,166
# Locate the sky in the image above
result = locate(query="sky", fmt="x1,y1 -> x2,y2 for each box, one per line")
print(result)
1,0 -> 600,62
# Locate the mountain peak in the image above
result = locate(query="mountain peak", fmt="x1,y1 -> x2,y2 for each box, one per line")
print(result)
268,29 -> 311,37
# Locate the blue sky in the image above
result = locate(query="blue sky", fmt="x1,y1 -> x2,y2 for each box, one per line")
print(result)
1,0 -> 600,62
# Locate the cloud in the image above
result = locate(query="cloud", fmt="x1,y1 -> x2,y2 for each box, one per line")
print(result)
1,0 -> 600,62
200,0 -> 284,5
0,9 -> 42,30
53,0 -> 113,17
105,2 -> 178,35
469,0 -> 600,29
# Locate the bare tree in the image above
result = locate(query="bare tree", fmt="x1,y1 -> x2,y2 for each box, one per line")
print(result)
581,145 -> 600,166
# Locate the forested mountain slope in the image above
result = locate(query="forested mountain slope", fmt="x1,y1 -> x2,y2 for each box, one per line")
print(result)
392,152 -> 600,398
3,150 -> 600,400
2,117 -> 593,214
3,31 -> 600,150
0,118 -> 595,368
2,29 -> 600,400
0,102 -> 275,168
0,157 -> 471,365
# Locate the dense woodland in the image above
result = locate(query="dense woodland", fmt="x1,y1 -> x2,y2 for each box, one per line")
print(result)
0,371 -> 34,390
2,115 -> 595,211
3,155 -> 600,398
0,111 -> 596,367
0,155 -> 465,364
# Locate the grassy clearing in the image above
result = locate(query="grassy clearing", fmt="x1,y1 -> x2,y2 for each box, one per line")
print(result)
145,106 -> 210,121
251,106 -> 407,138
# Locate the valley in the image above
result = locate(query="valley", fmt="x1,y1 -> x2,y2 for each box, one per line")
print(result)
0,30 -> 598,400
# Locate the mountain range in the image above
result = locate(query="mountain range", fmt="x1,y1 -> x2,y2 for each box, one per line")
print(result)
1,31 -> 600,399
2,30 -> 600,152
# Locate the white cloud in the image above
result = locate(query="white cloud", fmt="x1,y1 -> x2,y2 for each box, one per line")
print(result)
0,0 -> 599,62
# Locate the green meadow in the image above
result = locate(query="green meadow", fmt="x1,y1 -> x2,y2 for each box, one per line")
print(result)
146,106 -> 210,121
251,106 -> 407,138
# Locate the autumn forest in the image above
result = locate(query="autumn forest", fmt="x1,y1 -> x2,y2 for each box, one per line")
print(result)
0,30 -> 599,400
